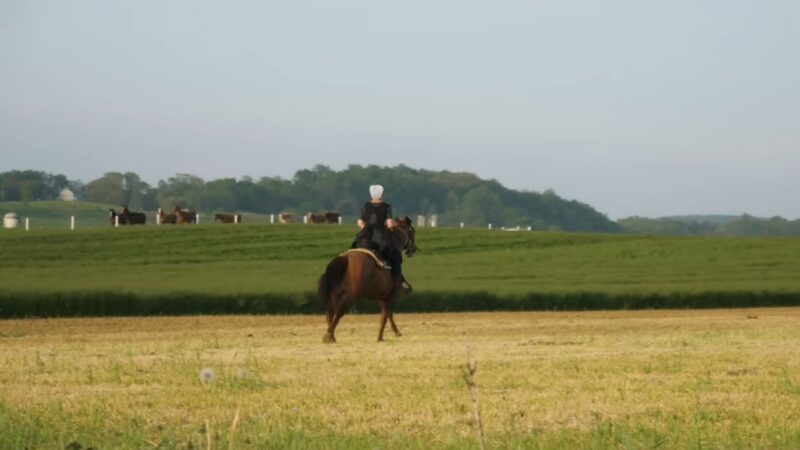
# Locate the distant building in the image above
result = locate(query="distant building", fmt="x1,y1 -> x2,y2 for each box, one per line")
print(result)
59,188 -> 77,202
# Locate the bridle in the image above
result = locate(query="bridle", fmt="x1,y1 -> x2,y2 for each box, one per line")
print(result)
392,224 -> 415,256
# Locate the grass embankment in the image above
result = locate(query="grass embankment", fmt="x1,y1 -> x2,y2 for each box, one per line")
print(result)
1,224 -> 799,316
2,310 -> 800,448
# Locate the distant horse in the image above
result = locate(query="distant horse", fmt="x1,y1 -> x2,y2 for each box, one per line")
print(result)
306,212 -> 326,224
279,212 -> 294,224
323,211 -> 341,224
318,217 -> 417,343
173,205 -> 197,224
109,207 -> 146,225
157,208 -> 178,224
214,213 -> 242,223
306,211 -> 340,224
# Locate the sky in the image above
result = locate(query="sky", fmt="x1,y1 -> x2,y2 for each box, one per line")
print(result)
1,1 -> 798,219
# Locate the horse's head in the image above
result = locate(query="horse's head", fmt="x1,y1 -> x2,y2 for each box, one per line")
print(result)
394,216 -> 417,257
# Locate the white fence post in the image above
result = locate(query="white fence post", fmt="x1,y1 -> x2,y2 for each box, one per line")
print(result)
156,208 -> 161,225
303,215 -> 308,224
270,214 -> 275,224
196,213 -> 200,224
527,226 -> 532,231
488,223 -> 492,230
460,222 -> 464,229
70,216 -> 75,230
115,216 -> 119,227
234,214 -> 239,224
25,217 -> 30,231
338,216 -> 343,225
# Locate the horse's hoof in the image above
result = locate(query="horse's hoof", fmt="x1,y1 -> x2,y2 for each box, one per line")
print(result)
377,337 -> 385,342
394,332 -> 402,337
322,334 -> 336,344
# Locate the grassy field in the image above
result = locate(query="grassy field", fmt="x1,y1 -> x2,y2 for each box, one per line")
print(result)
2,309 -> 800,449
1,223 -> 799,316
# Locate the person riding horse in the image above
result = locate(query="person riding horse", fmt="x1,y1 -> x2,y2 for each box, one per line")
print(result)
353,184 -> 411,294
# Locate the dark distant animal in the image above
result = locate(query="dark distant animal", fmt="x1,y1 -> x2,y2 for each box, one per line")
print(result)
318,217 -> 416,343
109,207 -> 146,226
214,213 -> 242,223
173,205 -> 197,224
306,212 -> 325,224
306,211 -> 341,224
157,208 -> 178,225
323,211 -> 341,224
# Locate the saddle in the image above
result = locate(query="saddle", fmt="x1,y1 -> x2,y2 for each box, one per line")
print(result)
342,242 -> 391,270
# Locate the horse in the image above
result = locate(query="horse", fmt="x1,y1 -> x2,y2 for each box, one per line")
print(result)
109,207 -> 146,225
157,208 -> 178,224
214,213 -> 241,223
173,205 -> 197,224
279,212 -> 294,224
323,211 -> 341,224
306,211 -> 340,224
318,217 -> 417,343
306,212 -> 326,224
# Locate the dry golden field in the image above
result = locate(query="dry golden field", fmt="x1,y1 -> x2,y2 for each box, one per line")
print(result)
2,309 -> 800,449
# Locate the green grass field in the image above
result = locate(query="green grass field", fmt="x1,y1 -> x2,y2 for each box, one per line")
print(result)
1,222 -> 799,317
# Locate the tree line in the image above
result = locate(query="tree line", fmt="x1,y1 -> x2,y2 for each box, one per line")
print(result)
0,166 -> 618,231
617,215 -> 800,237
4,167 -> 797,235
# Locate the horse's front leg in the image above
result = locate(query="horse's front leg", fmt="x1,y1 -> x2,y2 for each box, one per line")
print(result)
377,300 -> 389,342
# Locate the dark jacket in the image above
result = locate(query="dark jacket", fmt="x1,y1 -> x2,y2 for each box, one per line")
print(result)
354,201 -> 402,274
357,201 -> 392,252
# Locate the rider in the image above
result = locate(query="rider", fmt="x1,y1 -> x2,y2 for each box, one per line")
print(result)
355,184 -> 410,294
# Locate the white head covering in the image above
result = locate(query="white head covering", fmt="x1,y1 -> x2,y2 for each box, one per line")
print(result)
369,184 -> 384,200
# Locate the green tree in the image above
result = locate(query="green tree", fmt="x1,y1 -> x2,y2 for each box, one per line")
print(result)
84,172 -> 126,206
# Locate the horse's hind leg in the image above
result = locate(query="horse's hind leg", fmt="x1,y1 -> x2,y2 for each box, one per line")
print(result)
377,300 -> 389,342
323,307 -> 335,343
388,310 -> 402,337
324,302 -> 347,344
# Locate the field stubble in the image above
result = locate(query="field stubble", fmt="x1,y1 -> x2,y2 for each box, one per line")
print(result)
2,309 -> 800,449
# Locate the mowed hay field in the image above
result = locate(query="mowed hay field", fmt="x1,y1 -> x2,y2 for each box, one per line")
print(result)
1,224 -> 800,316
2,309 -> 800,449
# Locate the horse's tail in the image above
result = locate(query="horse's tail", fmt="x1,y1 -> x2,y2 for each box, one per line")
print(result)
318,256 -> 348,310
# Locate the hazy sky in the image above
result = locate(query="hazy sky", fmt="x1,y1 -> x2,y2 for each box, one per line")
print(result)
2,1 -> 798,219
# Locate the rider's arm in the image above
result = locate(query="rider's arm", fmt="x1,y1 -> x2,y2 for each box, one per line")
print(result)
386,204 -> 395,229
358,204 -> 366,230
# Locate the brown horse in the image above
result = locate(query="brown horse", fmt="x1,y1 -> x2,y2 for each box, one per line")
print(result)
318,217 -> 417,343
157,208 -> 178,224
173,205 -> 197,224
